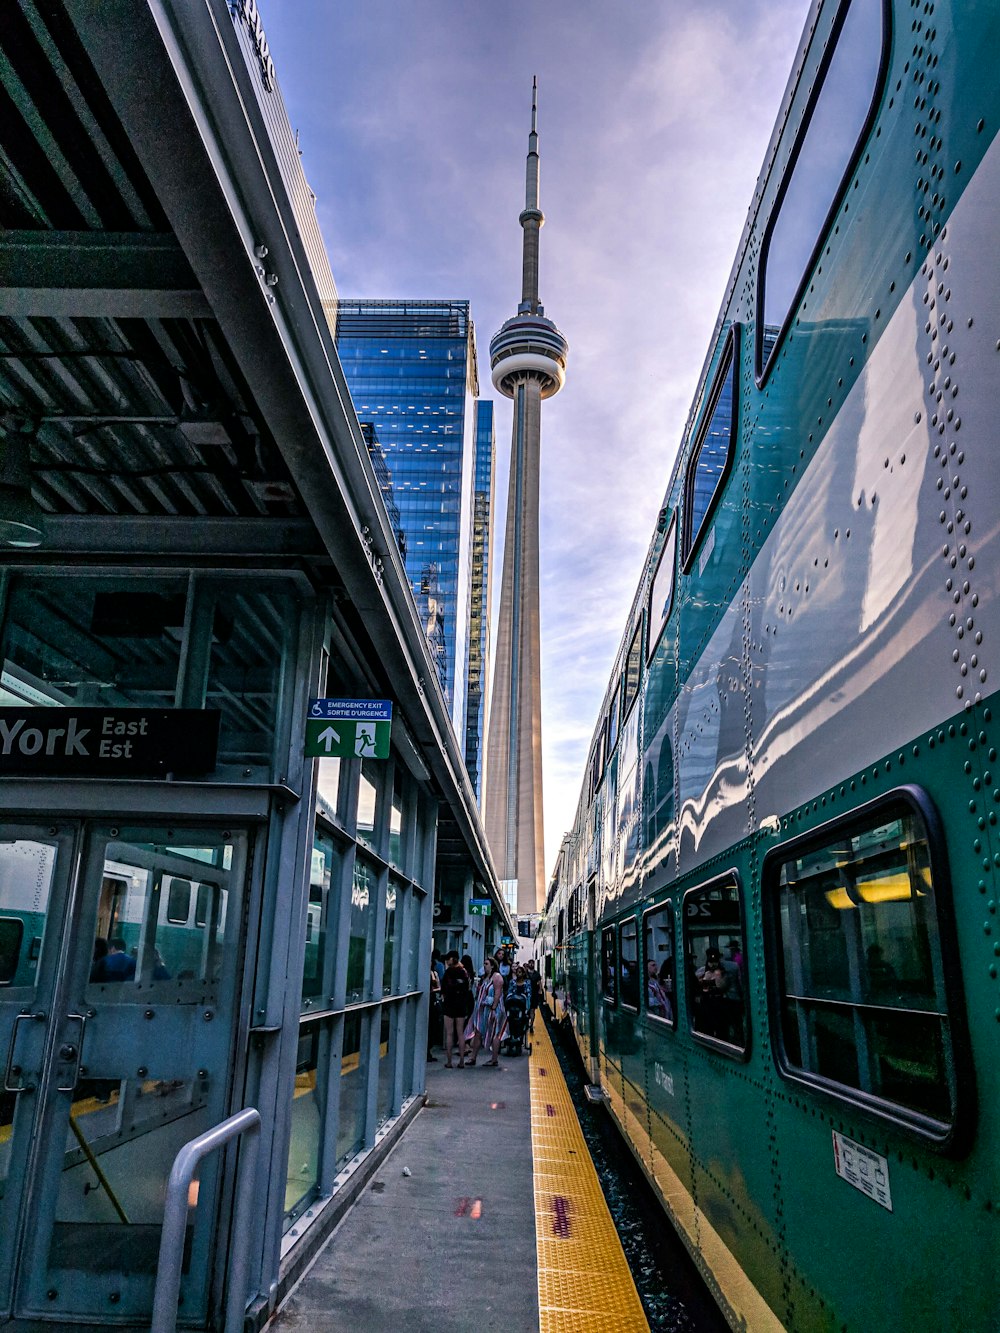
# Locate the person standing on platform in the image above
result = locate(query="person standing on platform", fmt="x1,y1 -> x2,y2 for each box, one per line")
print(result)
525,958 -> 541,1033
464,956 -> 508,1066
441,951 -> 472,1067
427,960 -> 443,1061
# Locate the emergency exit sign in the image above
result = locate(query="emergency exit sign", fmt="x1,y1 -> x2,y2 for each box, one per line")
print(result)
304,698 -> 392,759
469,899 -> 492,916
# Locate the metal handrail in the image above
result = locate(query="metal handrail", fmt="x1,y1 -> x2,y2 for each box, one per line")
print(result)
151,1106 -> 262,1333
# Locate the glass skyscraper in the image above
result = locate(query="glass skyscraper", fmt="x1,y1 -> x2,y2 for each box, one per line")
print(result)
463,400 -> 496,801
334,299 -> 481,740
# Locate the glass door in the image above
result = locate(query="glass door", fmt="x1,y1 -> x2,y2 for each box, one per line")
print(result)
4,821 -> 252,1327
0,824 -> 77,1318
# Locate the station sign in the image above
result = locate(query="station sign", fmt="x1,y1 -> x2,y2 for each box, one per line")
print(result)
305,698 -> 392,759
0,708 -> 219,777
468,899 -> 492,916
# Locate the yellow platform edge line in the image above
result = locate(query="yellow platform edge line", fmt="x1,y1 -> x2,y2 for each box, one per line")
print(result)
530,1019 -> 649,1333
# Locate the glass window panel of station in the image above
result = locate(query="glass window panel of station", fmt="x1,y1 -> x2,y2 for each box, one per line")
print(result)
600,926 -> 617,1004
283,1021 -> 325,1231
382,881 -> 400,995
0,836 -> 59,990
208,587 -> 293,772
771,799 -> 958,1130
619,918 -> 640,1011
648,519 -> 677,663
623,620 -> 643,717
759,0 -> 885,376
345,857 -> 378,1004
302,828 -> 340,1011
683,333 -> 736,568
337,1009 -> 370,1166
643,903 -> 676,1026
316,758 -> 341,824
356,763 -> 379,850
683,875 -> 748,1053
376,1005 -> 396,1127
0,575 -> 185,710
400,997 -> 417,1101
401,889 -> 424,993
87,834 -> 239,994
388,774 -> 405,869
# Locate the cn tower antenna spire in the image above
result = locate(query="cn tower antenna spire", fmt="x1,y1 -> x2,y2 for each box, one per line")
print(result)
520,76 -> 544,314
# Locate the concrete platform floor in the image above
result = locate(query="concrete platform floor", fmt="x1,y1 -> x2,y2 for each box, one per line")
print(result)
270,1043 -> 539,1332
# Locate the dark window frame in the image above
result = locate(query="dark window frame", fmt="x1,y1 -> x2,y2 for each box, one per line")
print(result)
682,325 -> 739,573
600,925 -> 617,1005
647,519 -> 676,665
0,916 -> 24,985
682,868 -> 751,1061
165,877 -> 192,925
642,901 -> 676,1030
762,785 -> 973,1153
618,916 -> 640,1013
755,0 -> 892,385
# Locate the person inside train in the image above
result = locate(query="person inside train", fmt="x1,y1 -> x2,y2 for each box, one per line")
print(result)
647,959 -> 673,1021
102,936 -> 136,981
694,947 -> 728,1037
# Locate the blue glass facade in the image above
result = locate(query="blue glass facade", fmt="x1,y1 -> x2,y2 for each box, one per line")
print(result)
335,301 -> 478,723
463,400 -> 496,801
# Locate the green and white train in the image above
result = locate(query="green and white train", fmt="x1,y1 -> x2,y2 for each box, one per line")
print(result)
538,0 -> 999,1327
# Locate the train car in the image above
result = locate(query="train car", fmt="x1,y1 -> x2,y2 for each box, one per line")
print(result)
542,0 -> 1000,1327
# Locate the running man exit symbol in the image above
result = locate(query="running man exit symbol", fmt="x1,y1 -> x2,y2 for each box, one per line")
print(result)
304,699 -> 392,759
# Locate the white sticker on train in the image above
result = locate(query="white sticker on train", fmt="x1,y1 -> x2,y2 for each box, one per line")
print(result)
832,1130 -> 892,1212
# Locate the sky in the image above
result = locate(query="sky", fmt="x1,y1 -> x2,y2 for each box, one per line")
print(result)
258,0 -> 813,877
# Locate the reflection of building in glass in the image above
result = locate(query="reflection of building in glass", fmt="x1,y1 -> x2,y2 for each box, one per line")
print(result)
463,401 -> 496,803
359,421 -> 404,555
334,301 -> 480,725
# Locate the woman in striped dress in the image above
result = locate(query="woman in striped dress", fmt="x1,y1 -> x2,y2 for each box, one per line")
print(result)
463,956 -> 508,1066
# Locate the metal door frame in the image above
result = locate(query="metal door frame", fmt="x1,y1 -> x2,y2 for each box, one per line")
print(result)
0,781 -> 274,1329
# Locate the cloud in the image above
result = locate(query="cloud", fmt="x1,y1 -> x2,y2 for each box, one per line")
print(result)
260,0 -> 811,872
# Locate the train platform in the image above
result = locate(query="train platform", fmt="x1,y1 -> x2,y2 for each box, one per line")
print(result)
269,1017 -> 649,1332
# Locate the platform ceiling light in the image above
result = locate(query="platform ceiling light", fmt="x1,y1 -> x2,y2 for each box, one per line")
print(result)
0,415 -> 44,548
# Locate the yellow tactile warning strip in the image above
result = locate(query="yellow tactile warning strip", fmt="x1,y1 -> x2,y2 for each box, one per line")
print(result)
530,1020 -> 649,1332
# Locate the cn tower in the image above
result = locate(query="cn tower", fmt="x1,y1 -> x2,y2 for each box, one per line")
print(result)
484,78 -> 568,916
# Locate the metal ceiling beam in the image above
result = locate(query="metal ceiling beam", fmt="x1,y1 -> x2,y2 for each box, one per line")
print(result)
0,229 -> 210,318
39,514 -> 322,556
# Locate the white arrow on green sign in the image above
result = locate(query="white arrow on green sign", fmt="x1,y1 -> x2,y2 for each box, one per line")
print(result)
305,698 -> 392,759
468,899 -> 492,916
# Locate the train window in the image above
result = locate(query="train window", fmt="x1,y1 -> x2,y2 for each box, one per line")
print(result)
766,794 -> 964,1140
600,926 -> 617,1004
623,619 -> 643,716
643,904 -> 675,1027
166,878 -> 192,924
607,690 -> 620,756
647,518 -> 676,663
757,0 -> 888,380
194,881 -> 221,929
683,873 -> 748,1055
682,328 -> 737,571
619,918 -> 639,1011
0,916 -> 24,985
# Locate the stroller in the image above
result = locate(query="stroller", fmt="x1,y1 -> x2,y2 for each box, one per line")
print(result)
503,981 -> 531,1056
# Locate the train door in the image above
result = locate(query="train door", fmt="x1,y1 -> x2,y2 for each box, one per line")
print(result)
0,818 -> 253,1327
